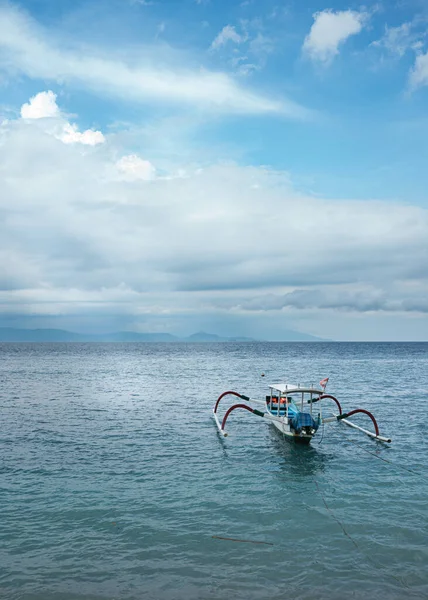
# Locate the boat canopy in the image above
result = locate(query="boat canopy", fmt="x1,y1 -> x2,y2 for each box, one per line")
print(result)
269,383 -> 324,395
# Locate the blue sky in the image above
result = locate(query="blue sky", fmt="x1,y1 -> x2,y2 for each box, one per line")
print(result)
1,0 -> 428,340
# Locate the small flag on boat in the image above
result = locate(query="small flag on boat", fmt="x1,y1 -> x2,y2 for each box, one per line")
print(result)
319,377 -> 329,389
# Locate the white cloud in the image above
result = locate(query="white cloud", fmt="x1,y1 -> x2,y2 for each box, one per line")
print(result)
60,123 -> 105,146
370,18 -> 427,58
211,25 -> 246,50
370,20 -> 428,89
303,9 -> 368,64
372,22 -> 417,57
0,4 -> 308,117
19,91 -> 105,146
211,22 -> 274,77
116,154 -> 156,180
20,90 -> 60,119
249,32 -> 274,57
409,51 -> 428,89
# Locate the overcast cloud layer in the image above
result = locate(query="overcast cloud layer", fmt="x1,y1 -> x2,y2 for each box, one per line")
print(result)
2,90 -> 428,340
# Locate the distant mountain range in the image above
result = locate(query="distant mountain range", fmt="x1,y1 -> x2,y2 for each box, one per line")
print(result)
0,327 -> 325,342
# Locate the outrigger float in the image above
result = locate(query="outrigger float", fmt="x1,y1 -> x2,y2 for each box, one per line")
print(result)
213,378 -> 391,444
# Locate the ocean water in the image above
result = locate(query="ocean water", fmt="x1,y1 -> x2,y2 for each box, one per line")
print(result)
1,342 -> 427,600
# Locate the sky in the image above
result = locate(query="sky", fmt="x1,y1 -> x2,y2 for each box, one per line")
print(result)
1,0 -> 428,341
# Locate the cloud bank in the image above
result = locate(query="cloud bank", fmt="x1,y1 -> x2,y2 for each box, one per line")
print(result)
1,94 -> 428,337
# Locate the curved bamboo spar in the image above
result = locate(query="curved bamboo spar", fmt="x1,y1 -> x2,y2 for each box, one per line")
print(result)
214,391 -> 249,414
221,403 -> 262,431
338,408 -> 379,437
319,394 -> 342,415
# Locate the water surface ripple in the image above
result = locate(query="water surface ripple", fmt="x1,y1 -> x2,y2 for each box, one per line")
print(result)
1,342 -> 427,599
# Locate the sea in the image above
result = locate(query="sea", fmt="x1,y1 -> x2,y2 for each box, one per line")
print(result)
1,342 -> 427,600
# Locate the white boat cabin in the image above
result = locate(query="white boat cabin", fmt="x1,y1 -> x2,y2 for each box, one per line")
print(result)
266,383 -> 324,419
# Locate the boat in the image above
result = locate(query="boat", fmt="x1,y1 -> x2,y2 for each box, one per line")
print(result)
213,378 -> 391,444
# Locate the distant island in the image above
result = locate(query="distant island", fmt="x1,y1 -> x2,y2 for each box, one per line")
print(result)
0,328 -> 326,342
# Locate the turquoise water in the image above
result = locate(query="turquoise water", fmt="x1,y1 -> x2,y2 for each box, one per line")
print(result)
1,342 -> 427,600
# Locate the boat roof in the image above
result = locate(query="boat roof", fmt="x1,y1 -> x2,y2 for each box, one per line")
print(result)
269,383 -> 324,395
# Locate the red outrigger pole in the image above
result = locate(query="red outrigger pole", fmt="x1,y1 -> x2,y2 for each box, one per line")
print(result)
338,409 -> 380,437
221,404 -> 265,432
310,395 -> 388,440
214,391 -> 249,414
213,391 -> 265,437
319,394 -> 343,415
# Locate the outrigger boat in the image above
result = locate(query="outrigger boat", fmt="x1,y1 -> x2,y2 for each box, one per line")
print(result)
213,378 -> 391,444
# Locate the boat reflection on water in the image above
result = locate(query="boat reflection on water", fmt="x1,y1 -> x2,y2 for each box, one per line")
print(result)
267,425 -> 333,479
